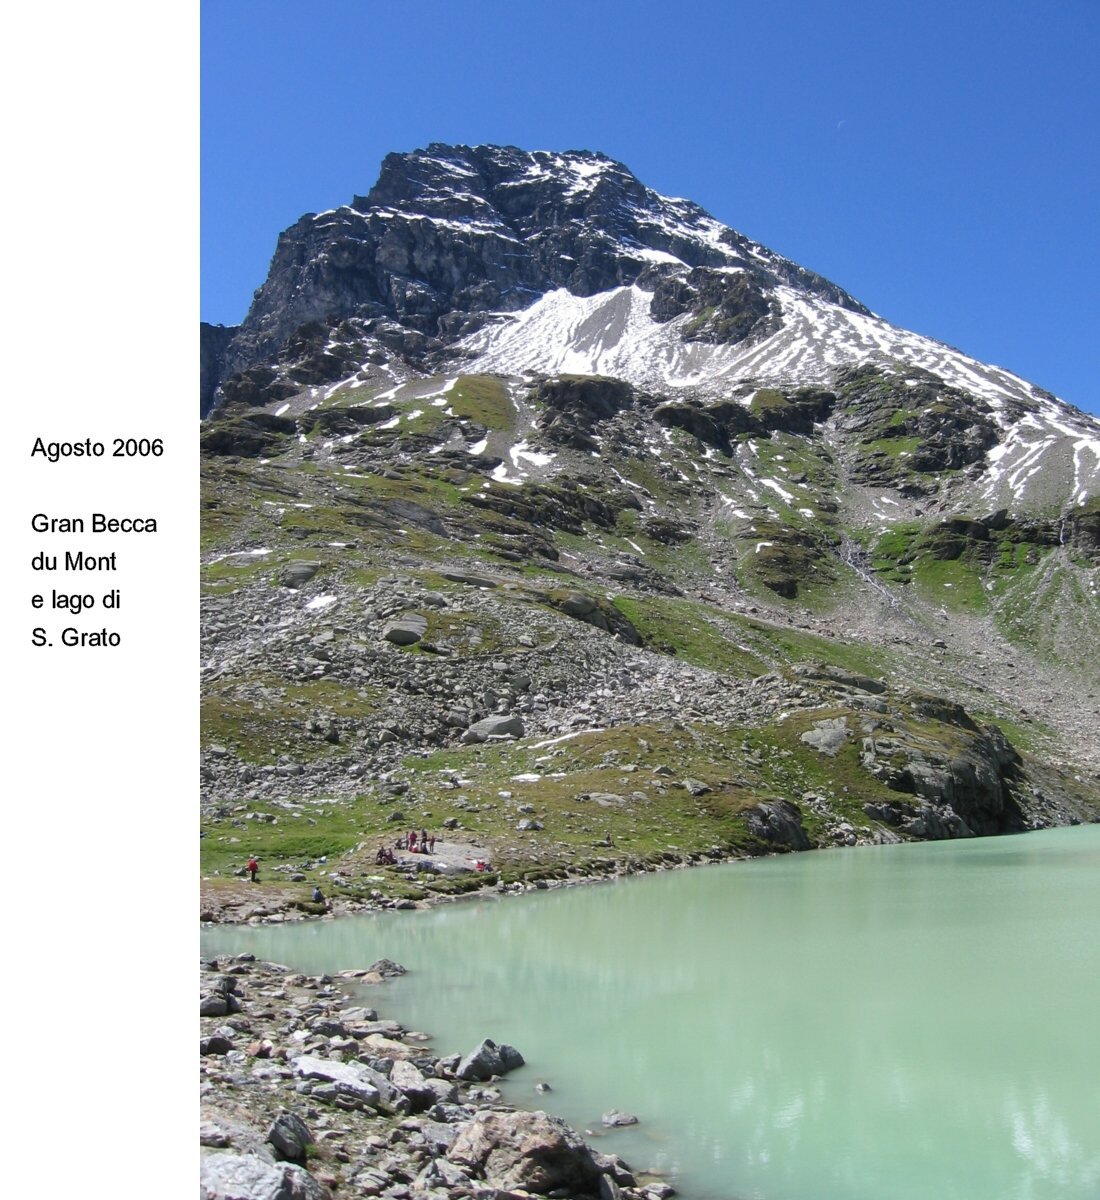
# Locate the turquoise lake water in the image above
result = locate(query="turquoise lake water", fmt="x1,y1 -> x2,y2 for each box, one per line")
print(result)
202,825 -> 1100,1199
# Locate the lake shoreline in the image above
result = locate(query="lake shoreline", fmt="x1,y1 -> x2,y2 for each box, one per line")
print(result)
200,952 -> 671,1200
199,837 -> 760,926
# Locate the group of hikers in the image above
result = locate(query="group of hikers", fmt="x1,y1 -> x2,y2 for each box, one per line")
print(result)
398,828 -> 437,854
376,828 -> 439,864
244,825 -> 447,892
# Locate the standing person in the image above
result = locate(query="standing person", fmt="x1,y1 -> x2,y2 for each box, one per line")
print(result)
428,833 -> 436,853
409,829 -> 418,853
420,828 -> 428,854
247,856 -> 259,883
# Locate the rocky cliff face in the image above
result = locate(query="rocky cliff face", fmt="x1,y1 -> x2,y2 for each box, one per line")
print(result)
200,147 -> 1100,901
200,321 -> 239,417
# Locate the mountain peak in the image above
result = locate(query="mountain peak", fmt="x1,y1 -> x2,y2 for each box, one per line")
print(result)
206,145 -> 1098,524
216,143 -> 870,402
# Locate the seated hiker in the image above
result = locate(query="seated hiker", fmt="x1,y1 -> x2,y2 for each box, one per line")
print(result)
312,886 -> 325,904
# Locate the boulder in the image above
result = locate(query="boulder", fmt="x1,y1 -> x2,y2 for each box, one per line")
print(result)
440,570 -> 498,588
455,1037 -> 524,1081
278,562 -> 322,589
267,1112 -> 314,1164
365,958 -> 407,977
389,1059 -> 435,1111
447,1109 -> 602,1195
383,613 -> 427,646
463,714 -> 525,743
800,717 -> 849,756
200,1153 -> 331,1200
200,992 -> 241,1017
201,1034 -> 235,1056
295,1055 -> 409,1115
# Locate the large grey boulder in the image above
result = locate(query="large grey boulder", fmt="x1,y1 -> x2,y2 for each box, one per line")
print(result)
295,1055 -> 409,1115
200,1153 -> 331,1200
800,717 -> 849,756
389,1059 -> 436,1111
382,613 -> 427,646
278,562 -> 322,589
447,1109 -> 602,1195
462,714 -> 525,743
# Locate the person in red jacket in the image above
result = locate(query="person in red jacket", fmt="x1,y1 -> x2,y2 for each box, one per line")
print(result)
247,856 -> 259,882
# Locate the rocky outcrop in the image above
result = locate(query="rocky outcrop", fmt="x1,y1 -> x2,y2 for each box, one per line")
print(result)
647,268 -> 775,345
462,476 -> 638,536
1062,499 -> 1100,563
201,322 -> 239,417
296,405 -> 398,437
653,386 -> 835,457
834,364 -> 1000,492
857,697 -> 1025,837
743,799 -> 811,851
540,588 -> 642,644
533,376 -> 635,451
201,411 -> 298,458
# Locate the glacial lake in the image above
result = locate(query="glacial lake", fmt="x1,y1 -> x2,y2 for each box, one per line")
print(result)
202,825 -> 1100,1200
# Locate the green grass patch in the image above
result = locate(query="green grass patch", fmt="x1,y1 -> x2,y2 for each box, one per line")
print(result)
861,435 -> 921,458
910,557 -> 989,613
201,798 -> 372,879
612,595 -> 768,674
449,376 -> 515,431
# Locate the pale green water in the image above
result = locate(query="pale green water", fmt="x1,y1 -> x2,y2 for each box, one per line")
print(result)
202,826 -> 1100,1199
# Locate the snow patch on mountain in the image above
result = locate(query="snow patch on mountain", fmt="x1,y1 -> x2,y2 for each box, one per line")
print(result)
460,281 -> 1066,417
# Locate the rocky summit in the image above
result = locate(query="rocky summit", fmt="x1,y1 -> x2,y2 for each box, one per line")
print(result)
201,144 -> 1100,928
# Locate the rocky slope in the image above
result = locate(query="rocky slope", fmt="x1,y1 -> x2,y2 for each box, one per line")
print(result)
201,146 -> 1100,915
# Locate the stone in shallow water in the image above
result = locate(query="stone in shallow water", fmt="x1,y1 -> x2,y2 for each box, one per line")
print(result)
601,1109 -> 639,1127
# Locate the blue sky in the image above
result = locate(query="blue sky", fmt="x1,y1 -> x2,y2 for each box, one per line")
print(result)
202,0 -> 1099,416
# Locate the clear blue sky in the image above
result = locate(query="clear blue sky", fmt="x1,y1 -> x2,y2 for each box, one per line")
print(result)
202,0 -> 1099,417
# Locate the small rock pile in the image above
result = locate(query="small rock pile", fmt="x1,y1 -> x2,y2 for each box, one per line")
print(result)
200,956 -> 673,1200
